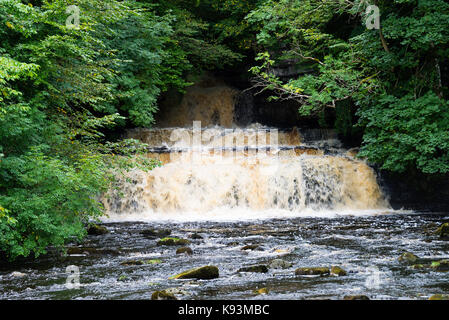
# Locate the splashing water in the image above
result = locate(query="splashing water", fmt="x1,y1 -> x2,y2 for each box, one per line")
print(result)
104,126 -> 390,222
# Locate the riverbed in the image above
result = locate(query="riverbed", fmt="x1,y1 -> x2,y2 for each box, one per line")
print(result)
1,211 -> 448,300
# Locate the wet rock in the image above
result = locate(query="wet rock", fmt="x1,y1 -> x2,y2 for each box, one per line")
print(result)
10,271 -> 26,278
176,247 -> 193,255
430,260 -> 449,272
151,290 -> 178,300
120,259 -> 162,266
120,260 -> 144,266
253,288 -> 269,295
170,265 -> 219,280
295,267 -> 330,276
141,228 -> 171,238
343,295 -> 370,300
157,237 -> 190,246
269,259 -> 292,269
238,265 -> 268,273
189,233 -> 203,240
435,223 -> 449,239
429,294 -> 449,300
330,266 -> 347,276
241,244 -> 261,251
411,264 -> 426,270
164,287 -> 189,296
398,252 -> 419,264
87,224 -> 108,235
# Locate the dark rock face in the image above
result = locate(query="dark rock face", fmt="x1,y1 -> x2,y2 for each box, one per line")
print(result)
376,170 -> 449,212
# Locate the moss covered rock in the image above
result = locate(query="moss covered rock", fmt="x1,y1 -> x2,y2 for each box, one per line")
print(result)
238,265 -> 269,273
430,260 -> 449,272
330,266 -> 347,276
295,267 -> 330,276
435,223 -> 449,239
151,290 -> 178,300
429,294 -> 449,300
253,288 -> 269,295
157,237 -> 190,246
87,224 -> 108,235
176,247 -> 193,255
169,265 -> 219,280
120,259 -> 162,266
398,252 -> 419,264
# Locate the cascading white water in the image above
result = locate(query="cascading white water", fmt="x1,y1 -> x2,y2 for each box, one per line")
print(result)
103,126 -> 390,221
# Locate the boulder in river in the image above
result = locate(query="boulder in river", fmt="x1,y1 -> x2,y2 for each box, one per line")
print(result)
176,247 -> 193,255
189,233 -> 203,240
169,265 -> 219,280
238,265 -> 269,273
330,266 -> 347,276
241,244 -> 261,251
157,237 -> 190,246
398,252 -> 419,264
151,290 -> 178,300
87,224 -> 108,235
295,267 -> 330,276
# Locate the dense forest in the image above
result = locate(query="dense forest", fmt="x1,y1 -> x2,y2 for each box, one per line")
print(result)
1,0 -> 448,261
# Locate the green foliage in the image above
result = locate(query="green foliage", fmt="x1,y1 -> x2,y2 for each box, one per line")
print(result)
247,0 -> 449,174
357,92 -> 449,174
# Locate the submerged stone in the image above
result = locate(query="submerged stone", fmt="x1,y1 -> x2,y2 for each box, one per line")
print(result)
157,237 -> 190,246
269,259 -> 292,269
241,244 -> 261,251
238,265 -> 269,273
141,228 -> 171,238
189,233 -> 203,239
330,266 -> 347,276
151,290 -> 178,300
176,247 -> 193,255
398,252 -> 419,264
170,265 -> 219,280
295,267 -> 330,276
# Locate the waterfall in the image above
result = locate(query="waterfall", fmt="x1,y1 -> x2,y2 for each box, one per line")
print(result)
103,125 -> 389,221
